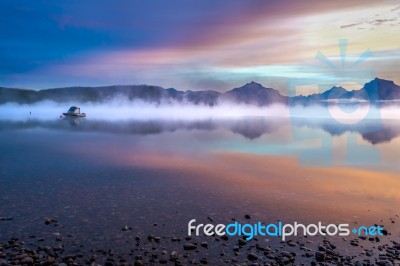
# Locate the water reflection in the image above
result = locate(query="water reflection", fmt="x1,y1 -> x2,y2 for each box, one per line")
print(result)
61,116 -> 84,127
0,114 -> 399,259
0,117 -> 399,145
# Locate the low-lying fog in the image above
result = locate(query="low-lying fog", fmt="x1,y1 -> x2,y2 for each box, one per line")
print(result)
1,100 -> 400,121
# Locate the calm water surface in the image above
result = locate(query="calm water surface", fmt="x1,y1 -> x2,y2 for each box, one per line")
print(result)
0,116 -> 399,263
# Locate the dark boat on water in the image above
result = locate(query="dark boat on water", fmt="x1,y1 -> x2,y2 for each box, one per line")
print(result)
62,106 -> 86,117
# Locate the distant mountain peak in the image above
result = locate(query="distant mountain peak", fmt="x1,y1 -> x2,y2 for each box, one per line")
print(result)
245,81 -> 263,86
330,86 -> 347,91
370,77 -> 395,84
235,81 -> 269,91
222,81 -> 286,105
374,77 -> 391,81
364,77 -> 398,90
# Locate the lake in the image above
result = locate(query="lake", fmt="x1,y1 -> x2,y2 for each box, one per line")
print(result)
0,114 -> 399,265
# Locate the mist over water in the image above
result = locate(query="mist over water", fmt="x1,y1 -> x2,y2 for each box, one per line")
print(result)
2,100 -> 400,121
1,99 -> 400,173
0,101 -> 286,121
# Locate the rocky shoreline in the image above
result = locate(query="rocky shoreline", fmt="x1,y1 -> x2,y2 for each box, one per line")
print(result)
1,216 -> 399,266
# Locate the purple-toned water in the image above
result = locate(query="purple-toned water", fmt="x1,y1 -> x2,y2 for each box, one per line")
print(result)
0,117 -> 399,265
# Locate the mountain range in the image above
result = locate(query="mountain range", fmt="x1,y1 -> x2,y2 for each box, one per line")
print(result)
0,78 -> 399,106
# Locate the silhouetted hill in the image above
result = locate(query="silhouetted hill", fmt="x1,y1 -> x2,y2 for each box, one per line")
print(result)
222,81 -> 287,106
290,78 -> 400,106
0,87 -> 39,103
353,78 -> 400,101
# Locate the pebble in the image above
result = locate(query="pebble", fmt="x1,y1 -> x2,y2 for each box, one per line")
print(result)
183,243 -> 197,250
238,238 -> 247,246
255,244 -> 265,251
315,251 -> 326,262
170,251 -> 178,259
281,251 -> 292,258
44,217 -> 57,225
134,260 -> 143,266
247,253 -> 258,261
20,256 -> 34,264
199,257 -> 208,264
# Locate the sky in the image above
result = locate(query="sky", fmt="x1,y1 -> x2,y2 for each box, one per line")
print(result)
0,0 -> 399,93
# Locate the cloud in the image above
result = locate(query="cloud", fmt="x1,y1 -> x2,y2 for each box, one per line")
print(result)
370,18 -> 398,25
391,5 -> 400,11
0,0 -> 399,91
340,4 -> 399,29
340,23 -> 362,29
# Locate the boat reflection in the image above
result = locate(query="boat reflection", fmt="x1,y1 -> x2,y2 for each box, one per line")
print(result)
60,115 -> 85,127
